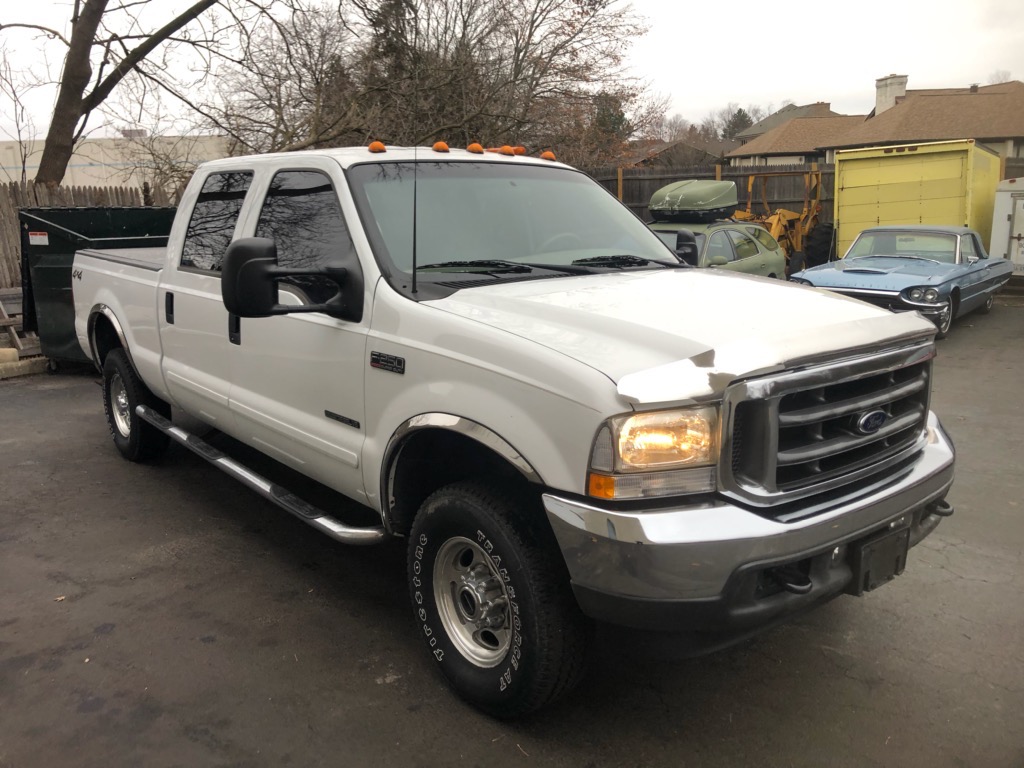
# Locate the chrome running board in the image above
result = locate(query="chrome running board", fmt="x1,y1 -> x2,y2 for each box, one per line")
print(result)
136,405 -> 387,545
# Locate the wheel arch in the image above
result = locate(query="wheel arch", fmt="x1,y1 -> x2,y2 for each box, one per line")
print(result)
87,305 -> 133,371
381,414 -> 544,535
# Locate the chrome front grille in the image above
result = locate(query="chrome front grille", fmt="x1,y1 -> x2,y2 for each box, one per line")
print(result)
721,342 -> 934,509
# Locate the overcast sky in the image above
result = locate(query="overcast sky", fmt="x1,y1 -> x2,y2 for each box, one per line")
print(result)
3,0 -> 1023,138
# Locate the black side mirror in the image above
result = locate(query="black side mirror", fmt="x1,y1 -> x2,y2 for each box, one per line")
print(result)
674,230 -> 699,266
222,237 -> 356,319
222,238 -> 279,317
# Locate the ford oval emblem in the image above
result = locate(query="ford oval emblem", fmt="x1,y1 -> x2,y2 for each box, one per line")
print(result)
856,409 -> 888,435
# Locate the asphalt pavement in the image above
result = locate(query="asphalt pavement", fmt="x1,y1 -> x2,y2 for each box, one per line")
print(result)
1,305 -> 1022,768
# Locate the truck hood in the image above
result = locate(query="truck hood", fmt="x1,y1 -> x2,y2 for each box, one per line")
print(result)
428,270 -> 935,405
798,256 -> 957,291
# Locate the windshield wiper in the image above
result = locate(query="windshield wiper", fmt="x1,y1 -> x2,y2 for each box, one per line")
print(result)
571,254 -> 689,269
417,259 -> 595,276
417,260 -> 534,274
852,255 -> 941,264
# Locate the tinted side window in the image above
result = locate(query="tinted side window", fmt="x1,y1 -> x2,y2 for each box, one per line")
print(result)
960,235 -> 977,261
727,230 -> 760,259
180,172 -> 253,272
746,226 -> 780,251
255,170 -> 354,304
706,231 -> 735,262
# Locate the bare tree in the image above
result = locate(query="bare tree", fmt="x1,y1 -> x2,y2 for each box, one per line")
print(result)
0,46 -> 37,184
988,69 -> 1012,84
208,0 -> 659,163
0,0 -> 290,186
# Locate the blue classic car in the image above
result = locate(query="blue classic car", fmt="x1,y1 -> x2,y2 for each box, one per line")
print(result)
791,225 -> 1013,338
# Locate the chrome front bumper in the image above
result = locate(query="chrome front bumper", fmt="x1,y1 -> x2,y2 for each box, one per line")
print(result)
543,412 -> 955,631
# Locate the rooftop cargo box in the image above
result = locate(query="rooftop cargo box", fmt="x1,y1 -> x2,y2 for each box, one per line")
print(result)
648,180 -> 738,222
833,139 -> 999,257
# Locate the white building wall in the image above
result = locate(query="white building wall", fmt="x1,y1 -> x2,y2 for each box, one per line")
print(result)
0,135 -> 230,186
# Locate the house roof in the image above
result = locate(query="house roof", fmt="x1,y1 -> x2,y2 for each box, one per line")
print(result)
736,102 -> 840,140
727,115 -> 867,158
824,80 -> 1024,149
618,137 -> 740,166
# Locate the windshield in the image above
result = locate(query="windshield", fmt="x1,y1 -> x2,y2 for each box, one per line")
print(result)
346,161 -> 674,285
848,231 -> 958,264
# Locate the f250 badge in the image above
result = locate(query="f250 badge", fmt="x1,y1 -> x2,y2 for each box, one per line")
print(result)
370,351 -> 405,374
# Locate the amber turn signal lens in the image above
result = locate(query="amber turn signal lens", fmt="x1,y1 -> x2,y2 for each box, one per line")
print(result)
587,473 -> 616,500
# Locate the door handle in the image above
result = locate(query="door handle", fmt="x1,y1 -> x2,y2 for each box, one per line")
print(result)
165,292 -> 174,324
228,313 -> 241,345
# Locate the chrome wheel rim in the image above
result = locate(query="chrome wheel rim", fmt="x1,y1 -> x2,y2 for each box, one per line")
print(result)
110,373 -> 131,437
937,300 -> 953,334
985,293 -> 994,310
433,536 -> 510,667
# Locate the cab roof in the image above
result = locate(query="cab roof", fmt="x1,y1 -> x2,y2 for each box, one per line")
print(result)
198,145 -> 570,172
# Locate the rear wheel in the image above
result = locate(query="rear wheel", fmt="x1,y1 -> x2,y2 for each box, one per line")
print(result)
408,481 -> 590,717
977,292 -> 995,315
102,349 -> 169,462
804,224 -> 835,267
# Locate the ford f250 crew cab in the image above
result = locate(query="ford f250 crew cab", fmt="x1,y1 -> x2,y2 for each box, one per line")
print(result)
71,144 -> 955,717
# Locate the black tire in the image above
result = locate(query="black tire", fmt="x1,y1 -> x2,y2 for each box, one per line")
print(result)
408,481 -> 590,717
933,296 -> 955,340
977,291 -> 995,315
102,348 -> 170,462
804,224 -> 836,267
787,250 -> 806,277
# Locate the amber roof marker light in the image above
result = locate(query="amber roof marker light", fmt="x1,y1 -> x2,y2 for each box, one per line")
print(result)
540,150 -> 556,161
368,141 -> 386,153
432,141 -> 450,153
467,143 -> 484,154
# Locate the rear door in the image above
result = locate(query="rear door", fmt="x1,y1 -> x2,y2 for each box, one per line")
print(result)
725,228 -> 769,276
227,162 -> 369,497
160,170 -> 254,429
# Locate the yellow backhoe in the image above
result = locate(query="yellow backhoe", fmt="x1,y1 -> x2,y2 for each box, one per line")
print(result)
732,168 -> 834,273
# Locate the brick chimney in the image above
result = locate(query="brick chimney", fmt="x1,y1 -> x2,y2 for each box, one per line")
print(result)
875,74 -> 908,115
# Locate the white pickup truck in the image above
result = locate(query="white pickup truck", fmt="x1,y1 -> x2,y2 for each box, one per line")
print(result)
72,145 -> 955,716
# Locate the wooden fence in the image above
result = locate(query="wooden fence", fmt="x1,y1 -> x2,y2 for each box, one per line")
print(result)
585,158 -> 1024,225
0,182 -> 175,290
582,164 -> 837,224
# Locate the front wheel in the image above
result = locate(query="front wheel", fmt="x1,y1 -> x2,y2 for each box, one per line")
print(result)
933,297 -> 954,339
408,481 -> 590,717
102,349 -> 170,462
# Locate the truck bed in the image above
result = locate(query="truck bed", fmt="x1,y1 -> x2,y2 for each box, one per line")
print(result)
78,246 -> 167,271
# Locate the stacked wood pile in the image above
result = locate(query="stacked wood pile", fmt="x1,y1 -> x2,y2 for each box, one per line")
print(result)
0,288 -> 39,358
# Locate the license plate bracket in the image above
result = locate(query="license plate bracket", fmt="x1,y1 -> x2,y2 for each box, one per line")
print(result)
847,526 -> 910,596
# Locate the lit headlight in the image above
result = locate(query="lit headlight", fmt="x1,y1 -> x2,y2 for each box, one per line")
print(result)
588,406 -> 719,500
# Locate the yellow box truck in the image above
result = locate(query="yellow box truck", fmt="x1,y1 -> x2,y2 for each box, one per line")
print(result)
834,139 -> 1000,256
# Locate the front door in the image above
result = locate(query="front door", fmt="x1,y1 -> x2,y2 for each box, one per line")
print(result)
227,163 -> 370,500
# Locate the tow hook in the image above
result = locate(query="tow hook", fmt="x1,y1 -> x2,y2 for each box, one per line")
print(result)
929,499 -> 954,517
770,565 -> 813,595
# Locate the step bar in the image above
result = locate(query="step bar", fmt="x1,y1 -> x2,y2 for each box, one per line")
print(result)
136,405 -> 387,545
